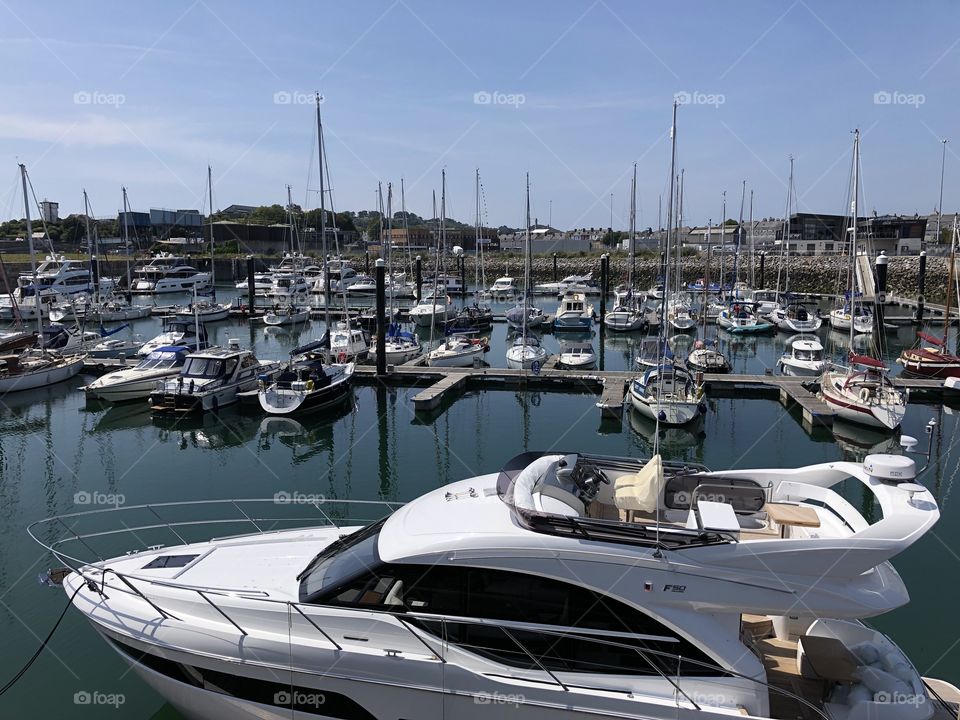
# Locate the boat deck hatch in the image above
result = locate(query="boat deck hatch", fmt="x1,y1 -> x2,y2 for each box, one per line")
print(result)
142,554 -> 200,569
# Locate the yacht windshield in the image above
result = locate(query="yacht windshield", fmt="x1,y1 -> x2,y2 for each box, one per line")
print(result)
182,357 -> 224,378
298,518 -> 386,601
139,350 -> 183,369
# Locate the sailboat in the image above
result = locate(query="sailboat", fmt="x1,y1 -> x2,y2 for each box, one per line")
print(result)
820,130 -> 906,430
687,220 -> 730,373
506,174 -> 548,371
629,103 -> 706,425
369,183 -> 421,364
898,215 -> 960,377
0,164 -> 84,394
605,164 -> 647,332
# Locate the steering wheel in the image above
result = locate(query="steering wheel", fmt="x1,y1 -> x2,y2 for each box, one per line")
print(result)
573,462 -> 610,501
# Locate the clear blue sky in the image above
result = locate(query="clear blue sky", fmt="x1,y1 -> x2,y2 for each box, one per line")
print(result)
1,0 -> 958,231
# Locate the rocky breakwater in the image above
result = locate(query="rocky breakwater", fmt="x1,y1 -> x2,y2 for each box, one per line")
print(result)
470,253 -> 950,302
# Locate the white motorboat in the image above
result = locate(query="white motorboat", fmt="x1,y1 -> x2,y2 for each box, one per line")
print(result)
258,354 -> 354,415
426,334 -> 488,367
39,448 -> 957,720
778,336 -> 827,376
820,354 -> 907,430
748,288 -> 781,318
603,302 -> 647,332
552,290 -> 594,331
0,349 -> 83,393
505,333 -> 548,370
686,339 -> 730,373
346,274 -> 378,295
328,321 -> 369,361
316,261 -> 358,294
557,340 -> 596,369
629,363 -> 705,425
408,298 -> 451,327
131,253 -> 211,294
174,299 -> 231,323
829,303 -> 874,334
0,256 -> 115,319
76,295 -> 152,322
262,305 -> 310,326
84,346 -> 190,402
666,302 -> 697,332
150,344 -> 281,413
234,272 -> 272,294
487,276 -> 517,296
265,273 -> 308,299
138,317 -> 209,357
532,273 -> 592,295
717,302 -> 775,334
771,301 -> 822,333
41,322 -> 140,359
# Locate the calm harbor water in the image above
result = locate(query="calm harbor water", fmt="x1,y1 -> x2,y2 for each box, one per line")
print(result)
0,287 -> 957,718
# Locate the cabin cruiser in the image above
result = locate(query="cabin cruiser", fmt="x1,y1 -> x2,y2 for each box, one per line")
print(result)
408,295 -> 452,327
345,274 -> 377,295
84,346 -> 189,402
0,256 -> 115,318
38,449 -> 957,720
150,344 -> 281,413
557,340 -> 597,369
131,253 -> 211,294
533,273 -> 592,295
258,352 -> 354,415
605,288 -> 647,332
630,363 -> 706,425
328,321 -> 370,361
819,354 -> 907,430
137,318 -> 209,357
717,302 -> 775,334
553,290 -> 594,331
749,288 -> 782,318
234,272 -> 272,294
265,273 -> 308,299
426,333 -> 488,367
486,276 -> 517,296
315,261 -> 358,294
425,273 -> 463,295
778,336 -> 827,377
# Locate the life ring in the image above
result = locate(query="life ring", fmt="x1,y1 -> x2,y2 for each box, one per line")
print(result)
858,387 -> 870,403
305,379 -> 315,391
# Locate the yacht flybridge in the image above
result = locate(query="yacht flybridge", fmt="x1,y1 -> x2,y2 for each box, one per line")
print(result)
33,449 -> 956,720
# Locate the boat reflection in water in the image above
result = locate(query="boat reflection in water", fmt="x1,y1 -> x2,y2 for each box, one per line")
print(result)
831,418 -> 902,462
257,398 -> 354,464
152,408 -> 262,450
627,405 -> 706,453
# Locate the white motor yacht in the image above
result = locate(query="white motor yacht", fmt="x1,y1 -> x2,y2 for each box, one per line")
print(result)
37,450 -> 957,720
487,276 -> 517,296
84,346 -> 189,402
408,296 -> 451,327
426,334 -> 488,367
131,253 -> 211,294
533,273 -> 591,295
778,336 -> 827,377
138,318 -> 209,357
149,344 -> 281,413
328,321 -> 370,361
557,340 -> 597,369
235,272 -> 272,294
771,301 -> 822,333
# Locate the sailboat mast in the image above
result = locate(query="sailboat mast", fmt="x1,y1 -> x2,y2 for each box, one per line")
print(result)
629,163 -> 637,288
386,182 -> 394,316
748,189 -> 755,287
122,187 -> 132,300
935,139 -> 948,246
735,180 -> 746,288
785,158 -> 794,291
849,130 -> 860,350
662,102 -> 678,349
83,189 -> 98,304
315,92 -> 330,331
19,164 -> 42,336
719,191 -> 726,299
524,173 -> 531,341
208,166 -> 216,291
474,168 -> 481,291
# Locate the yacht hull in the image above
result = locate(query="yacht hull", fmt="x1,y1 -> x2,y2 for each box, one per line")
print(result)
820,375 -> 905,430
603,311 -> 646,332
0,355 -> 83,393
85,371 -> 180,402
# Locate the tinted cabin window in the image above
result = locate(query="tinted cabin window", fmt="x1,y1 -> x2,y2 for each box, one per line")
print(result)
309,562 -> 721,677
